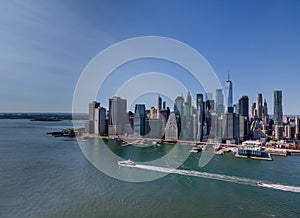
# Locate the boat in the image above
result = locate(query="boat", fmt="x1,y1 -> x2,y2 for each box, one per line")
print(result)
190,146 -> 202,153
256,182 -> 264,186
118,159 -> 136,166
236,141 -> 272,161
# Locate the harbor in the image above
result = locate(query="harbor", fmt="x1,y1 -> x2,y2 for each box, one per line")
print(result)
73,133 -> 300,161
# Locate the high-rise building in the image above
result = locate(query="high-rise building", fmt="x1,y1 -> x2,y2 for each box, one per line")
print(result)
89,101 -> 100,121
209,113 -> 219,140
251,103 -> 256,118
207,100 -> 215,112
85,101 -> 100,134
108,97 -> 127,136
274,90 -> 283,126
174,95 -> 184,116
256,93 -> 263,120
215,89 -> 225,116
186,91 -> 192,106
147,118 -> 164,139
94,107 -> 107,135
285,124 -> 295,139
196,94 -> 205,141
134,104 -> 147,136
183,92 -> 192,140
225,74 -> 233,113
222,112 -> 239,143
233,104 -> 237,114
174,95 -> 184,138
150,107 -> 157,119
165,112 -> 178,141
263,99 -> 268,117
157,96 -> 162,119
295,117 -> 300,140
275,125 -> 284,140
238,96 -> 249,117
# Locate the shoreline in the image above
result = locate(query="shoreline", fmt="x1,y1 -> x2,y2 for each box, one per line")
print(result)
75,133 -> 300,161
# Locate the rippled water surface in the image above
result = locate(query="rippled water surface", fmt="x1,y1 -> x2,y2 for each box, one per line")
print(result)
1,119 -> 300,217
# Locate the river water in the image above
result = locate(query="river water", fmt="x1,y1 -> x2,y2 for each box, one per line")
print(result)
1,119 -> 300,217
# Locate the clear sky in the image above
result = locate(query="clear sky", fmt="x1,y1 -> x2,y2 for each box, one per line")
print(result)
1,0 -> 300,114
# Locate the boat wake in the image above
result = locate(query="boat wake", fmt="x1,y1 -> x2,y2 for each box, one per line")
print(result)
125,163 -> 300,193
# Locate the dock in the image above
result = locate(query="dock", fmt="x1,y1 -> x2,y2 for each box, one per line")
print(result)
235,153 -> 273,161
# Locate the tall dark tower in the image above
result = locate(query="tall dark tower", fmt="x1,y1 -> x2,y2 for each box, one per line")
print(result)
238,96 -> 249,118
134,104 -> 146,136
174,95 -> 184,138
196,94 -> 205,141
157,96 -> 162,111
157,96 -> 162,119
274,90 -> 283,125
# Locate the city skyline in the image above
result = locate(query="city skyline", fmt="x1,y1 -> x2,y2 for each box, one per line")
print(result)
86,85 -> 298,143
1,1 -> 300,114
95,78 -> 286,117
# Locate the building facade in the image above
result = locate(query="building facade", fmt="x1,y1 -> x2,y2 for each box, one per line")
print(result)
273,90 -> 283,126
108,97 -> 127,136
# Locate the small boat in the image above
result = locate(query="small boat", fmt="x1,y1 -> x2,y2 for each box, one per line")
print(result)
118,159 -> 136,166
190,146 -> 202,153
256,182 -> 263,186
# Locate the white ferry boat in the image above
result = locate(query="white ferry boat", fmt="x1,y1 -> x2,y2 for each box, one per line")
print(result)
118,159 -> 136,166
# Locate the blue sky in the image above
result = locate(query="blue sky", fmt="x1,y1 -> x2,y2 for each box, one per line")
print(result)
0,0 -> 300,114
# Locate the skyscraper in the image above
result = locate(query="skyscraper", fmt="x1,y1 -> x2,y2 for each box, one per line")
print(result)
222,112 -> 239,142
238,96 -> 249,117
196,94 -> 204,141
295,117 -> 300,140
89,101 -> 100,121
165,112 -> 178,141
94,107 -> 107,135
215,89 -> 224,116
256,93 -> 263,120
273,90 -> 283,126
262,99 -> 269,125
225,74 -> 233,113
108,97 -> 127,135
85,101 -> 100,134
183,91 -> 192,140
134,104 -> 147,136
174,95 -> 184,138
157,96 -> 162,119
186,91 -> 192,106
263,99 -> 268,117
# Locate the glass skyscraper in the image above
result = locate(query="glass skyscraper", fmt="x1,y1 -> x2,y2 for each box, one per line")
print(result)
108,97 -> 127,135
196,94 -> 204,141
273,90 -> 283,126
215,89 -> 224,116
256,93 -> 263,120
238,95 -> 249,117
134,104 -> 147,136
225,74 -> 233,113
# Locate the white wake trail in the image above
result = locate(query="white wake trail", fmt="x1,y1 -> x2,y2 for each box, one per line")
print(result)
125,164 -> 300,194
